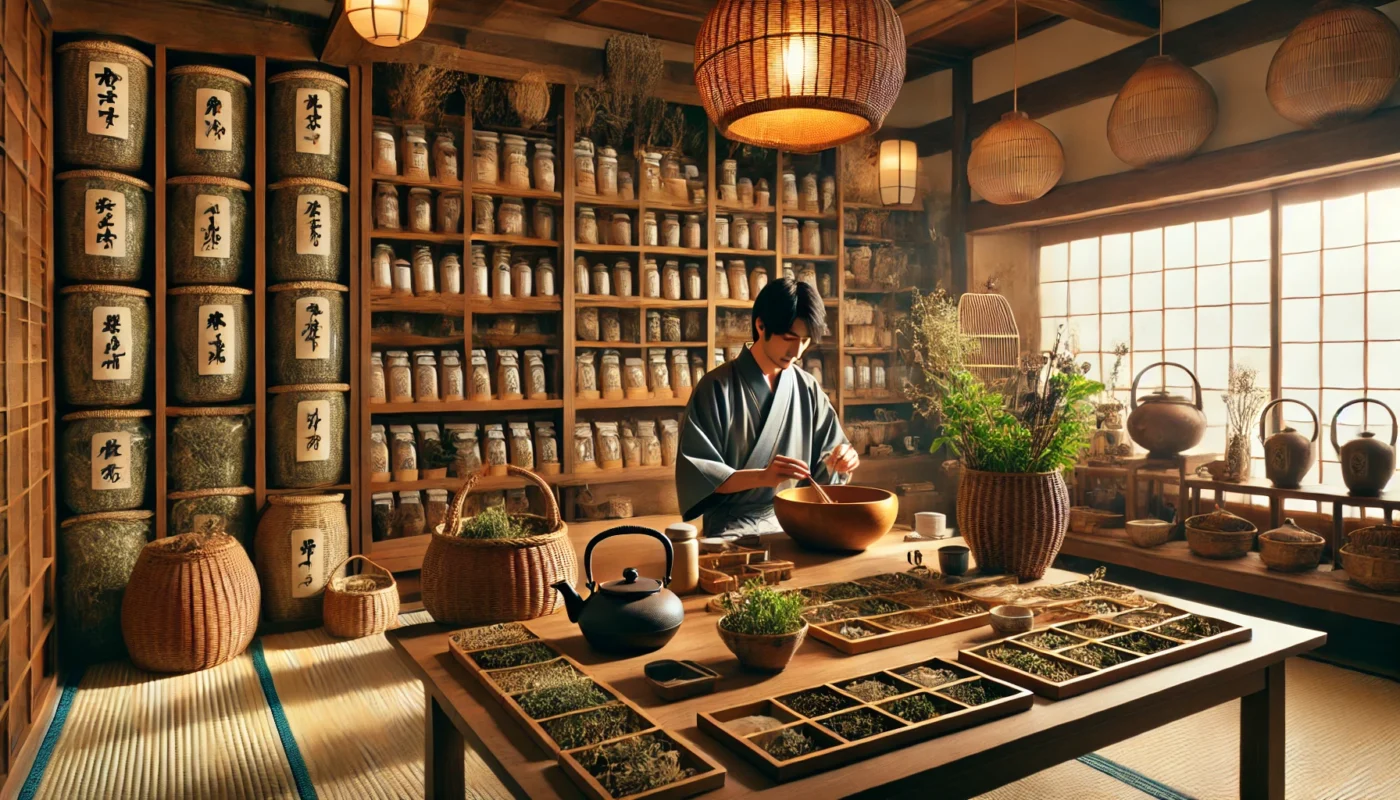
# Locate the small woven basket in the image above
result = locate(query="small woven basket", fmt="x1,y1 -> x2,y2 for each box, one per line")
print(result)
1185,507 -> 1258,560
323,555 -> 399,638
1340,525 -> 1400,592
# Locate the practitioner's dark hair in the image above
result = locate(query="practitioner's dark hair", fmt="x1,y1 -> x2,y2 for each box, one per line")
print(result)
751,277 -> 828,343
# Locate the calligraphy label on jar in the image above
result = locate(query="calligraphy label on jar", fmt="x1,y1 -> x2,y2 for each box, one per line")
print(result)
296,193 -> 331,256
295,297 -> 329,360
194,194 -> 230,259
195,88 -> 233,151
295,88 -> 331,155
88,61 -> 130,139
195,303 -> 238,377
295,399 -> 331,463
90,431 -> 133,490
290,527 -> 326,598
85,189 -> 126,258
92,306 -> 132,381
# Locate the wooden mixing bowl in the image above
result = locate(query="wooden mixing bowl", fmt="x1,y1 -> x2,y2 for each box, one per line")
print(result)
773,485 -> 899,552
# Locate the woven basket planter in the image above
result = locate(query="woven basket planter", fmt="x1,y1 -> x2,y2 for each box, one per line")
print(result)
57,169 -> 151,283
967,111 -> 1065,205
1268,1 -> 1400,128
1108,55 -> 1218,168
121,533 -> 260,673
1340,525 -> 1400,592
267,282 -> 347,385
169,285 -> 252,404
422,465 -> 577,625
59,284 -> 151,407
169,487 -> 255,548
168,65 -> 251,178
167,404 -> 253,491
60,408 -> 151,515
255,493 -> 350,624
269,178 -> 347,282
268,383 -> 349,489
168,175 -> 250,285
56,40 -> 152,171
59,509 -> 151,662
956,467 -> 1070,580
324,555 -> 399,638
268,70 -> 348,182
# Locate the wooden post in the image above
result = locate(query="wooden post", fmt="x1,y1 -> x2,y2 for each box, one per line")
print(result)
1239,662 -> 1285,800
424,691 -> 466,799
950,59 -> 972,296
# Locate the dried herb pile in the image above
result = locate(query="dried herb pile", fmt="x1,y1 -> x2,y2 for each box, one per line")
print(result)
762,727 -> 819,760
1019,630 -> 1078,650
802,605 -> 856,624
849,598 -> 906,616
782,688 -> 856,718
942,680 -> 997,706
901,666 -> 961,689
541,704 -> 645,750
836,622 -> 876,640
517,677 -> 611,719
883,694 -> 949,723
1114,611 -> 1170,627
453,622 -> 537,651
456,506 -> 547,540
822,708 -> 899,741
820,582 -> 870,601
841,679 -> 901,703
491,661 -> 582,695
984,647 -> 1081,681
1154,615 -> 1222,641
1062,643 -> 1135,669
578,733 -> 694,797
472,641 -> 556,670
1067,599 -> 1124,615
878,611 -> 939,630
1108,632 -> 1180,655
1061,620 -> 1124,639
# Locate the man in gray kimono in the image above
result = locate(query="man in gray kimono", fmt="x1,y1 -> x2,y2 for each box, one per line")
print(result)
677,278 -> 859,535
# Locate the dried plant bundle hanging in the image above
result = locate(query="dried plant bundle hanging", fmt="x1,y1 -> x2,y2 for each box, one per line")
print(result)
387,63 -> 461,125
575,82 -> 603,139
461,74 -> 510,127
840,135 -> 881,205
509,71 -> 552,129
605,33 -> 664,102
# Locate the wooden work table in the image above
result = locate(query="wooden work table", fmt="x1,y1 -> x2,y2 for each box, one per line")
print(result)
389,515 -> 1325,800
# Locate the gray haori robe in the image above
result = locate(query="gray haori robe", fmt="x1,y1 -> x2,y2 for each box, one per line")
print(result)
677,347 -> 850,536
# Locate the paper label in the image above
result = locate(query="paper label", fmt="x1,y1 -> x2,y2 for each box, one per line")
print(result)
191,513 -> 227,534
295,193 -> 330,256
90,431 -> 132,490
294,296 -> 330,360
295,399 -> 331,462
290,527 -> 326,598
194,193 -> 230,259
92,306 -> 132,381
295,88 -> 331,155
197,303 -> 236,376
84,189 -> 126,258
87,60 -> 129,139
195,87 -> 233,151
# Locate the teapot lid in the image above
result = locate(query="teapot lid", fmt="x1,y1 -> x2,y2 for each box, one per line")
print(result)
599,567 -> 662,596
1142,388 -> 1191,404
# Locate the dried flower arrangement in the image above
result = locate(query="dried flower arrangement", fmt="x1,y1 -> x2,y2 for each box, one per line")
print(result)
897,289 -> 977,421
1223,365 -> 1268,480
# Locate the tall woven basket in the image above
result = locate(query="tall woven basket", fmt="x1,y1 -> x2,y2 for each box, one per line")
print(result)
121,533 -> 260,673
323,555 -> 399,638
255,493 -> 349,624
957,468 -> 1071,581
1267,1 -> 1400,128
421,465 -> 576,625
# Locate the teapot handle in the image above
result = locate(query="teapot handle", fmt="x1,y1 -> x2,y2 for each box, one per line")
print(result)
1330,398 -> 1399,455
1130,361 -> 1202,411
1258,398 -> 1319,447
583,525 -> 674,591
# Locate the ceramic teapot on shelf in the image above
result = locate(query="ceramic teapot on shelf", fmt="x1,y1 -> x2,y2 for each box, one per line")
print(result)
1330,398 -> 1397,497
1258,398 -> 1319,489
552,525 -> 684,654
1128,361 -> 1207,459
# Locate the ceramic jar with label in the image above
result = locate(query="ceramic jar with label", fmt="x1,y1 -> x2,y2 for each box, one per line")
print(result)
168,175 -> 249,284
437,190 -> 463,234
402,126 -> 430,180
642,152 -> 663,195
413,351 -> 439,402
168,405 -> 253,492
268,70 -> 347,182
375,182 -> 401,231
373,125 -> 397,175
502,135 -> 530,189
469,350 -> 492,400
386,351 -> 413,403
802,220 -> 822,255
497,350 -> 523,400
269,177 -> 347,282
575,139 -> 597,195
472,193 -> 494,234
497,198 -> 525,236
575,422 -> 598,471
61,409 -> 152,514
441,350 -> 465,401
597,146 -> 617,196
642,212 -> 659,247
269,384 -> 347,488
58,39 -> 153,171
407,188 -> 433,233
58,170 -> 152,283
473,131 -> 500,184
533,142 -> 555,192
433,131 -> 458,181
268,282 -> 346,385
532,203 -> 555,241
536,258 -> 556,296
439,252 -> 463,295
170,285 -> 251,403
493,249 -> 513,297
577,206 -> 598,244
169,65 -> 250,178
524,350 -> 548,399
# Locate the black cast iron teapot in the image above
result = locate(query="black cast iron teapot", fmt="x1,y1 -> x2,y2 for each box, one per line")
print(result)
552,525 -> 685,654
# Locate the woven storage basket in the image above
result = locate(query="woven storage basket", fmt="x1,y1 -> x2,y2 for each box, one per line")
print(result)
60,408 -> 152,515
1267,1 -> 1400,128
59,284 -> 152,407
168,65 -> 251,178
56,40 -> 152,171
268,70 -> 348,182
59,509 -> 151,662
268,178 -> 348,282
422,465 -> 577,625
57,169 -> 151,282
169,486 -> 255,547
168,175 -> 250,285
323,555 -> 399,638
967,111 -> 1064,205
268,383 -> 349,488
121,532 -> 260,673
956,467 -> 1070,580
255,493 -> 349,623
169,285 -> 252,404
1107,55 -> 1218,168
1340,524 -> 1400,592
267,282 -> 347,385
1258,520 -> 1326,572
167,405 -> 254,491
1185,507 -> 1258,559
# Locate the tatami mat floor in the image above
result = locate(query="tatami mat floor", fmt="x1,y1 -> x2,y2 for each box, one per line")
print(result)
21,615 -> 1400,800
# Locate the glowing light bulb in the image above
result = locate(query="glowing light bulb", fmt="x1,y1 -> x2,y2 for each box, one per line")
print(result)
783,35 -> 813,96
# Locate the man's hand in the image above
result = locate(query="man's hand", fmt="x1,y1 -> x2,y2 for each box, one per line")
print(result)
760,455 -> 811,487
825,443 -> 859,475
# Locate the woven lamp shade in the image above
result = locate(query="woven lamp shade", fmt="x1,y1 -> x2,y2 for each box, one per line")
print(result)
694,0 -> 906,153
1266,1 -> 1400,128
967,111 -> 1064,205
345,0 -> 431,47
1108,55 -> 1218,168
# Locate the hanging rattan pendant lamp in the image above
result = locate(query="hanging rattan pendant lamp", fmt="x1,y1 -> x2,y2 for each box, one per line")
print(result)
694,0 -> 906,153
1267,1 -> 1400,128
967,1 -> 1064,205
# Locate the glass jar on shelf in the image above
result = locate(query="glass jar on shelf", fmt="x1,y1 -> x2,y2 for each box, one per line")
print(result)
532,203 -> 555,241
469,245 -> 489,296
372,244 -> 394,292
600,349 -> 622,399
748,266 -> 768,300
663,214 -> 681,247
576,350 -> 599,399
621,424 -> 641,468
801,220 -> 821,255
411,245 -> 437,294
872,358 -> 888,393
738,177 -> 754,207
624,357 -> 649,398
472,193 -> 494,234
469,349 -> 492,400
649,351 -> 672,398
641,259 -> 661,299
576,306 -> 600,341
493,249 -> 513,297
483,424 -> 509,476
756,178 -> 771,209
439,252 -> 462,295
404,128 -> 430,180
575,138 -> 596,195
536,257 -> 555,296
509,422 -> 534,469
574,422 -> 597,471
433,132 -> 458,181
576,206 -> 598,244
502,134 -> 530,189
523,349 -> 547,399
821,227 -> 837,255
642,152 -> 663,195
597,146 -> 618,196
512,255 -> 533,297
610,212 -> 632,247
596,421 -> 623,470
374,183 -> 401,231
574,256 -> 590,295
820,175 -> 836,213
497,198 -> 525,236
534,421 -> 560,474
753,216 -> 770,251
800,173 -> 819,211
646,310 -> 662,344
600,308 -> 622,343
391,258 -> 413,295
370,424 -> 390,481
782,217 -> 800,254
391,426 -> 418,481
413,350 -> 440,402
473,131 -> 500,185
612,260 -> 633,298
855,356 -> 871,393
660,419 -> 680,466
533,142 -> 555,193
441,350 -> 465,401
819,271 -> 834,298
436,189 -> 462,234
386,351 -> 413,403
683,214 -> 702,249
733,216 -> 750,250
642,211 -> 658,247
842,355 -> 855,393
720,159 -> 738,198
781,170 -> 798,208
715,215 -> 730,248
782,262 -> 796,282
682,310 -> 703,341
715,265 -> 729,300
638,420 -> 662,467
672,349 -> 693,398
619,170 -> 634,200
497,349 -> 523,399
683,262 -> 702,300
662,311 -> 682,343
407,188 -> 433,233
373,123 -> 397,176
663,260 -> 682,301
369,352 -> 387,403
727,261 -> 749,301
591,261 -> 611,296
797,262 -> 818,293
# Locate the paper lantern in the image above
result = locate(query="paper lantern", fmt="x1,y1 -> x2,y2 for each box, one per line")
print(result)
1108,55 -> 1218,168
967,111 -> 1064,206
879,139 -> 917,206
1267,1 -> 1400,128
694,0 -> 906,153
345,0 -> 431,47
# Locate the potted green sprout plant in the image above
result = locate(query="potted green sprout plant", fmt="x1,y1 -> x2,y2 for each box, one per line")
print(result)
717,580 -> 807,672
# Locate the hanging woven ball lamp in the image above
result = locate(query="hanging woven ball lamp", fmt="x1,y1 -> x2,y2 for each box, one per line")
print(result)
345,0 -> 432,48
1266,1 -> 1400,128
1108,55 -> 1217,168
694,0 -> 906,153
967,111 -> 1064,205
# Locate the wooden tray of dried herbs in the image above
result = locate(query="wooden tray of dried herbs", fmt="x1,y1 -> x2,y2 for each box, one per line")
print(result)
448,623 -> 726,799
958,604 -> 1252,700
697,657 -> 1032,782
698,545 -> 794,594
797,571 -> 994,655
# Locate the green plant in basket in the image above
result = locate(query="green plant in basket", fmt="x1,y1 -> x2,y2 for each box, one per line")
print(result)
719,580 -> 805,636
455,506 -> 531,540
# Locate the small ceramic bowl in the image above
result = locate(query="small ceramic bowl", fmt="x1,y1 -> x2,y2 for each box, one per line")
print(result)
989,605 -> 1035,636
1126,519 -> 1173,549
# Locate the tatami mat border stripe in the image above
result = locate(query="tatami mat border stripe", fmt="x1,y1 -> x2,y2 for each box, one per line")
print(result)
18,671 -> 83,800
1078,753 -> 1198,800
252,639 -> 319,800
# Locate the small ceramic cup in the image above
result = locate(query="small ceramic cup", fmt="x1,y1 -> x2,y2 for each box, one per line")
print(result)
915,511 -> 947,538
989,605 -> 1035,636
938,544 -> 970,575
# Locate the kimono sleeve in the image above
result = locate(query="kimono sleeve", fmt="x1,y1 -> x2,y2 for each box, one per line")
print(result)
807,379 -> 851,486
677,375 -> 736,521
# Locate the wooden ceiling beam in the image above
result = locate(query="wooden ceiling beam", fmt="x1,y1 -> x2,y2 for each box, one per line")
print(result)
54,0 -> 320,61
564,0 -> 605,19
901,0 -> 1007,46
433,0 -> 512,30
1021,0 -> 1158,37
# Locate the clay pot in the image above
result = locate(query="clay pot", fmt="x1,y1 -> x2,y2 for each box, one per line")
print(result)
1127,361 -> 1206,459
773,485 -> 898,552
1259,398 -> 1318,489
717,620 -> 807,672
1331,398 -> 1397,496
1258,519 -> 1325,573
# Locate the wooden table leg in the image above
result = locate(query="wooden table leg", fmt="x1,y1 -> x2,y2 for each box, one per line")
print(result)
1239,661 -> 1285,800
426,690 -> 466,800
